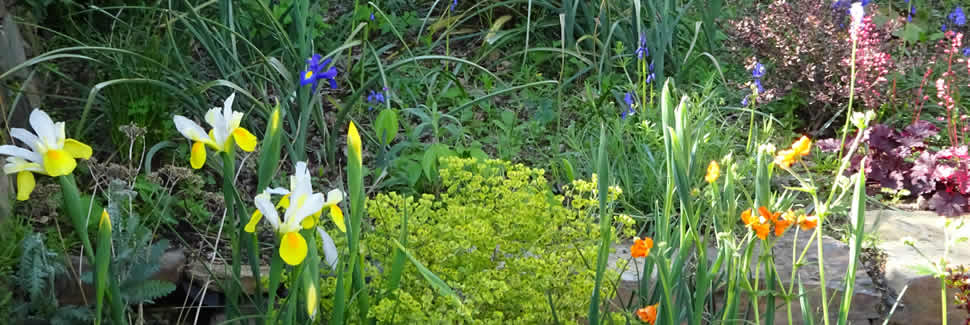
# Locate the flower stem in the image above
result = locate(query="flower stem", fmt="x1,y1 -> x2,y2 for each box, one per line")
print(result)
220,151 -> 241,319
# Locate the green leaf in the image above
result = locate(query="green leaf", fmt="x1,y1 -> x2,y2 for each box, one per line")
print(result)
123,280 -> 176,303
375,108 -> 400,147
391,238 -> 462,306
422,143 -> 455,181
900,23 -> 924,44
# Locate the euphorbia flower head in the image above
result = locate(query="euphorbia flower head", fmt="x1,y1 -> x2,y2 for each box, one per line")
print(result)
173,93 -> 258,169
0,109 -> 93,200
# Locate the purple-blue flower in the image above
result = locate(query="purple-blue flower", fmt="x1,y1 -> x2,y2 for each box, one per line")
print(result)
635,34 -> 649,60
754,79 -> 765,94
451,0 -> 457,11
949,7 -> 966,26
370,12 -> 375,21
741,95 -> 750,107
645,63 -> 655,84
367,88 -> 387,111
752,62 -> 766,79
963,47 -> 970,57
942,23 -> 947,32
300,54 -> 339,91
621,92 -> 637,119
907,5 -> 914,22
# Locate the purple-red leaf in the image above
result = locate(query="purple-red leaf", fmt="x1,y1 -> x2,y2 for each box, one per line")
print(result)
929,190 -> 967,217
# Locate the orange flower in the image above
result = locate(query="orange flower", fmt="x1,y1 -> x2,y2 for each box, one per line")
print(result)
705,160 -> 720,184
775,136 -> 812,168
636,303 -> 659,324
751,221 -> 771,240
774,149 -> 798,168
757,206 -> 780,223
791,135 -> 812,158
797,214 -> 818,230
774,210 -> 795,237
631,237 -> 654,258
741,209 -> 756,225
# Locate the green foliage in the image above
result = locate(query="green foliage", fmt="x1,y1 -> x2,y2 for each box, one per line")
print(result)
13,233 -> 95,323
364,157 -> 609,324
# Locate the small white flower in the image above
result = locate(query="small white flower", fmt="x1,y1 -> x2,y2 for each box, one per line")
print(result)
850,3 -> 865,27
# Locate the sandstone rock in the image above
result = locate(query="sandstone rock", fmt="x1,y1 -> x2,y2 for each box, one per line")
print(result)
57,248 -> 185,306
186,260 -> 271,295
865,209 -> 970,325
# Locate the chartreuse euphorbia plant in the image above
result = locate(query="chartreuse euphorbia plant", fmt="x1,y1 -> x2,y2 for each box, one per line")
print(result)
171,93 -> 259,318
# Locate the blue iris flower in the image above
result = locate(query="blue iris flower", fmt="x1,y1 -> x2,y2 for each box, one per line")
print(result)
621,92 -> 637,119
370,12 -> 375,21
646,63 -> 655,84
907,5 -> 914,22
451,0 -> 457,11
752,62 -> 766,79
367,89 -> 387,111
635,34 -> 649,60
949,7 -> 966,26
300,54 -> 339,91
754,79 -> 765,94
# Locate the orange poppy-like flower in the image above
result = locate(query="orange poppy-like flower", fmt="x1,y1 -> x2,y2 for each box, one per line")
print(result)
797,214 -> 818,230
741,209 -> 756,225
774,210 -> 795,237
631,237 -> 654,258
775,136 -> 812,168
705,160 -> 720,184
751,221 -> 771,240
791,136 -> 812,157
636,303 -> 659,324
757,206 -> 781,223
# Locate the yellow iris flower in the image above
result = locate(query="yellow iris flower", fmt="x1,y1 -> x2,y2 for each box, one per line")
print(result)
1,109 -> 92,200
248,162 -> 327,266
172,93 -> 258,169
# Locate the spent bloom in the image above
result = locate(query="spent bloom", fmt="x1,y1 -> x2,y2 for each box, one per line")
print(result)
173,93 -> 258,169
630,237 -> 653,258
705,160 -> 720,183
1,109 -> 93,200
636,303 -> 659,324
300,54 -> 339,91
249,162 -> 327,266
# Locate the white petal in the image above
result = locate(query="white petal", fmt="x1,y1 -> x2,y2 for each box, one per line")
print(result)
204,107 -> 221,130
54,122 -> 66,147
316,227 -> 339,270
10,128 -> 40,152
284,192 -> 325,229
29,109 -> 57,150
173,115 -> 210,143
265,187 -> 290,196
324,189 -> 343,206
0,145 -> 41,163
292,162 -> 313,196
206,106 -> 229,147
3,157 -> 44,174
254,193 -> 281,230
229,111 -> 244,131
221,94 -> 236,139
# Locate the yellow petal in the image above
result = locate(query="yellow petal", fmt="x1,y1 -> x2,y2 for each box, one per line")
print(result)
301,215 -> 316,230
16,171 -> 35,201
306,280 -> 318,319
347,122 -> 362,162
277,194 -> 291,209
245,210 -> 263,233
270,107 -> 281,134
42,149 -> 77,176
99,209 -> 111,230
330,205 -> 346,233
190,141 -> 206,169
232,127 -> 258,152
280,232 -> 308,266
63,139 -> 93,159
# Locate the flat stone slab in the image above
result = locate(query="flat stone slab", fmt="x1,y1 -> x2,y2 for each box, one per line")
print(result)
865,209 -> 970,325
187,259 -> 271,295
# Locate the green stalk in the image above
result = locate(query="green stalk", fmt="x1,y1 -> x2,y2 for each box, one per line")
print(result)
587,123 -> 610,324
95,210 -> 111,325
386,200 -> 409,294
220,149 -> 241,319
266,248 -> 284,325
837,166 -> 867,325
292,0 -> 311,161
251,104 -> 284,314
347,126 -> 370,323
58,175 -> 94,261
